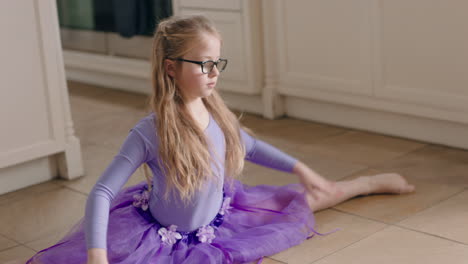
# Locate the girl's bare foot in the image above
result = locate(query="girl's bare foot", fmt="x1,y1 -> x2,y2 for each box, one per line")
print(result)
365,173 -> 415,195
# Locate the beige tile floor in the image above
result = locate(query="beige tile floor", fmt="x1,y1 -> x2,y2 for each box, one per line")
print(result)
1,80 -> 467,263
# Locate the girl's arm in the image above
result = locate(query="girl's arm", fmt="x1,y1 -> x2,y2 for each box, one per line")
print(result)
240,128 -> 297,173
240,128 -> 335,195
85,128 -> 151,258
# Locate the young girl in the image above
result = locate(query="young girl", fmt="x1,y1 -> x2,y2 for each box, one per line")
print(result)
24,15 -> 415,264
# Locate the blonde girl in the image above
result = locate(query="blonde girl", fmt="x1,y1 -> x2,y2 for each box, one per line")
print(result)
24,15 -> 414,264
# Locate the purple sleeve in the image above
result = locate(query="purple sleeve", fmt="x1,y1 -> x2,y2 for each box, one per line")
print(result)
240,128 -> 298,173
85,128 -> 150,250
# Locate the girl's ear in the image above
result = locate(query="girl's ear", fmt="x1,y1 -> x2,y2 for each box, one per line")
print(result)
164,59 -> 176,78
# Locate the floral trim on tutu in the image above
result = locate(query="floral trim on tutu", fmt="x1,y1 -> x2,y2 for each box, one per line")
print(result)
132,183 -> 230,247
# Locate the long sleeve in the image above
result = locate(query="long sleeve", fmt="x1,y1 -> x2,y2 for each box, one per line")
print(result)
85,128 -> 151,250
240,128 -> 298,173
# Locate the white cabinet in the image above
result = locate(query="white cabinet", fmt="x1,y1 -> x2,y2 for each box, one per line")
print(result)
173,0 -> 263,95
374,0 -> 468,119
275,0 -> 374,97
263,0 -> 468,149
0,0 -> 83,194
60,0 -> 468,150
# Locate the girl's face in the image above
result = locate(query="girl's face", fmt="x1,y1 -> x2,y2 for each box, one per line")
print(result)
167,33 -> 221,102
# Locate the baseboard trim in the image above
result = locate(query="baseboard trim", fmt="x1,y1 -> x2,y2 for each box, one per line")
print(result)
0,157 -> 57,195
285,96 -> 468,150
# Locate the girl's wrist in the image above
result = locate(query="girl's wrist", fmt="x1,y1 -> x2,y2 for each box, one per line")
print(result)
87,248 -> 108,261
292,161 -> 308,177
293,161 -> 324,182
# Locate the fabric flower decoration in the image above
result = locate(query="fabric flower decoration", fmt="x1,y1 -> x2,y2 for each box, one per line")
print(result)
219,197 -> 232,215
158,225 -> 182,246
196,225 -> 216,243
132,190 -> 150,211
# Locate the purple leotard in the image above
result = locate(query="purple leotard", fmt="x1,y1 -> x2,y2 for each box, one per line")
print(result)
85,113 -> 298,250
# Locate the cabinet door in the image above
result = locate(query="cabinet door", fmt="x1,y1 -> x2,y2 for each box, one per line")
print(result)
0,0 -> 65,168
180,9 -> 260,94
375,0 -> 468,113
274,0 -> 373,97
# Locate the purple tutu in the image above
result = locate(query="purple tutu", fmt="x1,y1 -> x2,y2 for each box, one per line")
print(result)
26,180 -> 329,264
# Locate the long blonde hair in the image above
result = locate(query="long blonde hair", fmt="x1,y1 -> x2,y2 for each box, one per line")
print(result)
142,15 -> 252,202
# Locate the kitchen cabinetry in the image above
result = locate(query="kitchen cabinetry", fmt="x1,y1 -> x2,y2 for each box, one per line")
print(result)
0,0 -> 83,194
263,0 -> 468,149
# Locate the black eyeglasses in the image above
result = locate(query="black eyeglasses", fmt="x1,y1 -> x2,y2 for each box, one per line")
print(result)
167,57 -> 228,74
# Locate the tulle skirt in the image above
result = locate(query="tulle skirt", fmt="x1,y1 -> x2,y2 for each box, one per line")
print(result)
26,180 -> 330,264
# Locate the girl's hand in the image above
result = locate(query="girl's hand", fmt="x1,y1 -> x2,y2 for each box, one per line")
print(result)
293,161 -> 338,201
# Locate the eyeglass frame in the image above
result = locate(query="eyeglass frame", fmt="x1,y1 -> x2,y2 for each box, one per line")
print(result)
166,57 -> 228,74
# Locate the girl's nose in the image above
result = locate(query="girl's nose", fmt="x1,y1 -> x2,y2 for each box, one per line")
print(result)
209,65 -> 220,77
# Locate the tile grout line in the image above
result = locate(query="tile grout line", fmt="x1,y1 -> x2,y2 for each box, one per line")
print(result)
35,184 -> 89,199
310,194 -> 468,264
366,142 -> 431,170
59,184 -> 91,197
268,257 -> 288,264
392,187 -> 467,225
393,187 -> 468,237
302,208 -> 392,263
329,207 -> 391,226
393,224 -> 468,246
331,188 -> 468,248
19,243 -> 38,254
0,233 -> 19,245
307,224 -> 392,264
331,186 -> 467,227
0,244 -> 23,253
0,183 -> 73,256
0,233 -> 38,254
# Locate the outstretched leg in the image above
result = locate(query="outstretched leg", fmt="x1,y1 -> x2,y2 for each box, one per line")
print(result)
307,173 -> 415,212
